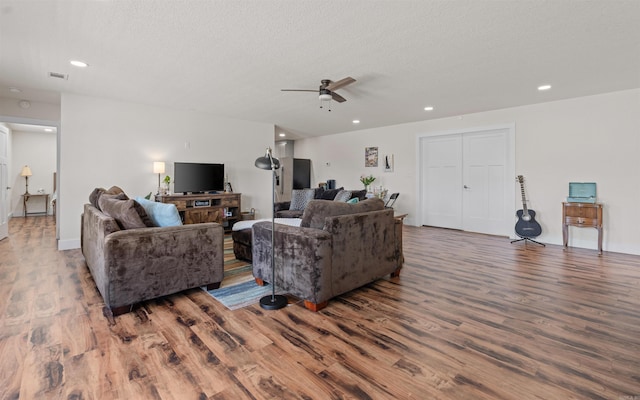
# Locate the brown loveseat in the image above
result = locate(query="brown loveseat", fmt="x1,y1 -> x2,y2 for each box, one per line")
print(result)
81,188 -> 224,316
252,198 -> 402,311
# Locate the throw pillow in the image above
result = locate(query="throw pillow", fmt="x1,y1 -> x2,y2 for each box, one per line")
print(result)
333,190 -> 352,202
289,189 -> 316,211
350,189 -> 367,201
320,187 -> 344,200
346,197 -> 359,204
98,196 -> 151,230
89,186 -> 128,210
135,197 -> 183,227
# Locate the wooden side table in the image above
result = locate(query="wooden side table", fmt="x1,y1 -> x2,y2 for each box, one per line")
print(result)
562,202 -> 603,255
23,193 -> 50,216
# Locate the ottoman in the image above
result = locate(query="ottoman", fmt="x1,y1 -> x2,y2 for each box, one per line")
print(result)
231,218 -> 302,262
231,227 -> 253,262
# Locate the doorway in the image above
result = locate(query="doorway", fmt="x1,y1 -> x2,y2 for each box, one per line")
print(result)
0,117 -> 59,241
417,124 -> 515,237
0,125 -> 8,240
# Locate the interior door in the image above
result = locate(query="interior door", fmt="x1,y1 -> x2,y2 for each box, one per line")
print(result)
462,129 -> 509,235
419,126 -> 514,236
420,134 -> 462,229
0,125 -> 8,241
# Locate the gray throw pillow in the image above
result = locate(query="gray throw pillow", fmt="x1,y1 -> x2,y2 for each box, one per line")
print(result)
98,196 -> 152,230
289,189 -> 316,211
333,190 -> 352,202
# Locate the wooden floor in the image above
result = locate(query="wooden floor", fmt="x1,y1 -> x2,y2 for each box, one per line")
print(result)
1,217 -> 639,399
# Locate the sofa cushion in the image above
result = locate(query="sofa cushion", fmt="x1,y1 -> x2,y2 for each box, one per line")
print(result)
314,187 -> 325,199
333,190 -> 352,202
90,186 -> 128,210
346,197 -> 359,204
301,198 -> 385,229
350,189 -> 367,201
135,197 -> 183,227
289,189 -> 316,211
319,187 -> 344,200
98,196 -> 154,230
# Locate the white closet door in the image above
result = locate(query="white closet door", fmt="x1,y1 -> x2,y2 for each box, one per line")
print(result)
462,129 -> 509,235
420,134 -> 462,229
419,126 -> 513,236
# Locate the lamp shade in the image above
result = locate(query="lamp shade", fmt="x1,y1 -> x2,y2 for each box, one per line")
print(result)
20,165 -> 32,177
153,161 -> 165,174
255,148 -> 280,170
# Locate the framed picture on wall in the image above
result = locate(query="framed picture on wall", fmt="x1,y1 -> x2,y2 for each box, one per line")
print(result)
384,154 -> 394,172
365,147 -> 378,167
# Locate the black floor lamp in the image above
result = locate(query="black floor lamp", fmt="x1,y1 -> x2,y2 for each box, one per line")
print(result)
255,147 -> 288,310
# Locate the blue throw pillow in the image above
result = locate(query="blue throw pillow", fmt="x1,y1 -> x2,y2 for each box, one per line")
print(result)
135,197 -> 183,227
346,197 -> 359,204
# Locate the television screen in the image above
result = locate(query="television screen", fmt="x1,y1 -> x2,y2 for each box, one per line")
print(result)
174,162 -> 224,194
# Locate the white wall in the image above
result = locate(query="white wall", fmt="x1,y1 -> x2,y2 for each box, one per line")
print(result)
0,98 -> 60,122
295,89 -> 640,255
59,93 -> 275,250
10,129 -> 57,216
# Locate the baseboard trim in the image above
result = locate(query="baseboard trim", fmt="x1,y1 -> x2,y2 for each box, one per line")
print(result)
58,238 -> 81,251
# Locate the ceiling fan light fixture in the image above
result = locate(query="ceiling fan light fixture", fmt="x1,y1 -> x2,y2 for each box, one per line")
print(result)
319,91 -> 332,101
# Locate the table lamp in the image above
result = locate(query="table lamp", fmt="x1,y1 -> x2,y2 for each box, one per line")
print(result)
153,162 -> 165,195
20,165 -> 32,195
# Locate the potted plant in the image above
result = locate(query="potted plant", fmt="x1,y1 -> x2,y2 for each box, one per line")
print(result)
162,175 -> 171,194
360,174 -> 376,192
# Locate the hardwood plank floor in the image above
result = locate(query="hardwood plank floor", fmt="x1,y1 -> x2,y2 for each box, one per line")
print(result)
1,216 -> 639,399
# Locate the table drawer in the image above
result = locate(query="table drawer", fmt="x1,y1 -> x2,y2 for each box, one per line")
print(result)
565,216 -> 598,227
221,197 -> 239,207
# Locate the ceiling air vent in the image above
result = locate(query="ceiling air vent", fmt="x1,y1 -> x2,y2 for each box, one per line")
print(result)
48,72 -> 68,80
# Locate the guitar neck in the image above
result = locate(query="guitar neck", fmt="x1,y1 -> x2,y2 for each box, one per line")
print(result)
520,185 -> 528,212
517,176 -> 529,214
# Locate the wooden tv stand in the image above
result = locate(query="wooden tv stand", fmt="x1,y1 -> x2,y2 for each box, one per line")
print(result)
155,192 -> 241,231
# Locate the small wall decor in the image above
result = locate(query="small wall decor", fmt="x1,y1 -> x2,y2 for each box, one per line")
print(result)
365,147 -> 378,167
384,154 -> 394,172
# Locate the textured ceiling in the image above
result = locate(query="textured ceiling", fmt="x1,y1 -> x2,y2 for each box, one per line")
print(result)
1,1 -> 639,139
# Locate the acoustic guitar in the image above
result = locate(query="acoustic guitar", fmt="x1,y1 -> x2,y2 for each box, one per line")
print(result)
515,175 -> 542,238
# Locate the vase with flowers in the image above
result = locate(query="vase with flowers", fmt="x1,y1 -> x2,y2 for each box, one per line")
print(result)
360,174 -> 376,193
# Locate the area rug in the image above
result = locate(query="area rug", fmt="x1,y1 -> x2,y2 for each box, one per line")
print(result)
203,235 -> 273,310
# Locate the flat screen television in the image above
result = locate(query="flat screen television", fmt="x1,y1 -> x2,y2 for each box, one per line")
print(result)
174,162 -> 224,194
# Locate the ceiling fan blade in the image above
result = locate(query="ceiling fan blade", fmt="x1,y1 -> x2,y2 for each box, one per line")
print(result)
281,89 -> 318,92
326,77 -> 356,91
331,92 -> 347,103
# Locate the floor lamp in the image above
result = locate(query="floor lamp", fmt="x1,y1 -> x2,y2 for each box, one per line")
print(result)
255,147 -> 288,310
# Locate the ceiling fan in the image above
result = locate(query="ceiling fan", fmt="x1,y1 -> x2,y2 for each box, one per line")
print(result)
281,77 -> 356,109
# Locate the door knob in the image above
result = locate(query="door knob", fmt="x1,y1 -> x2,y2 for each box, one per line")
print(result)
464,185 -> 470,189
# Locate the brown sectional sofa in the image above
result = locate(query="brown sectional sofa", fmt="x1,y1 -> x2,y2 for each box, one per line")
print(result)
81,189 -> 224,316
252,198 -> 402,311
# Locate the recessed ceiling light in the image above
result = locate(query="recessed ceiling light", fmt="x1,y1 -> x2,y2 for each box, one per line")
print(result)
424,106 -> 434,111
352,120 -> 360,124
44,128 -> 53,132
538,84 -> 552,91
9,87 -> 21,93
279,133 -> 286,137
70,60 -> 89,67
